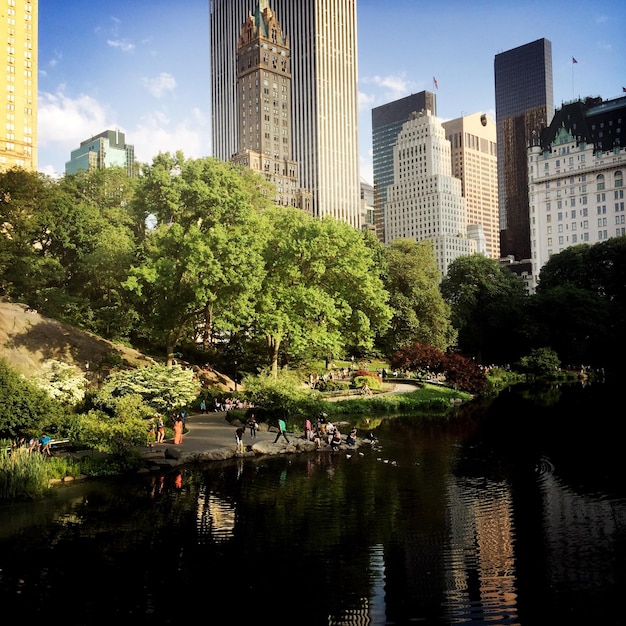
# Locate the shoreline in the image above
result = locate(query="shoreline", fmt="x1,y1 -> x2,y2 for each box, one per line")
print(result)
137,411 -> 371,472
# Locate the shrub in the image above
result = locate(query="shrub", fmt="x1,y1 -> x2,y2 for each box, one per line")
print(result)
353,375 -> 382,390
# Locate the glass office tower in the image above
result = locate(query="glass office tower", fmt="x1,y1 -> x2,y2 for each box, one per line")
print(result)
495,38 -> 554,261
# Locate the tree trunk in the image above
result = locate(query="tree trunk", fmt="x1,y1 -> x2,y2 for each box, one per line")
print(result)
267,334 -> 281,379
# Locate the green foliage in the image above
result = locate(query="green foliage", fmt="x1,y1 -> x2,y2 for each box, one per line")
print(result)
317,383 -> 470,416
533,236 -> 626,369
353,375 -> 382,390
125,154 -> 269,363
242,370 -> 315,424
0,445 -> 55,500
0,357 -> 63,439
440,254 -> 527,364
96,364 -> 200,415
255,208 -> 392,376
380,238 -> 456,354
65,408 -> 147,455
30,359 -> 87,405
516,347 -> 561,378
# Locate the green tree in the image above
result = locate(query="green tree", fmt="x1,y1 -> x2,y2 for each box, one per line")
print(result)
379,238 -> 456,354
440,254 -> 527,364
254,208 -> 392,376
0,357 -> 63,438
516,347 -> 561,377
124,154 -> 271,363
0,167 -> 140,341
531,236 -> 626,369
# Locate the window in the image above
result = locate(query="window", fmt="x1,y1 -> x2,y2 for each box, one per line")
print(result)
597,174 -> 605,191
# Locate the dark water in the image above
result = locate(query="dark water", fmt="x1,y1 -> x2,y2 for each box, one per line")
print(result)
0,380 -> 624,625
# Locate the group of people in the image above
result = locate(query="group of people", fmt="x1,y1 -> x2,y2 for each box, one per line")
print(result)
310,414 -> 358,450
146,412 -> 186,447
11,434 -> 53,456
233,411 -> 361,452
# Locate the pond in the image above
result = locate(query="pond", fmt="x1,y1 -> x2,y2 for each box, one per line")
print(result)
0,379 -> 624,625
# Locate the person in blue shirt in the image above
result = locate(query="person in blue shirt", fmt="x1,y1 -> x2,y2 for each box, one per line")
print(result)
39,434 -> 52,456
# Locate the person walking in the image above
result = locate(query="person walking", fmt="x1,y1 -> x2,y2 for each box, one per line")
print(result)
273,417 -> 290,444
247,413 -> 258,438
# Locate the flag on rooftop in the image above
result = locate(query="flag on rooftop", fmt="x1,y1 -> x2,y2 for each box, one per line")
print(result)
572,57 -> 578,64
433,76 -> 439,90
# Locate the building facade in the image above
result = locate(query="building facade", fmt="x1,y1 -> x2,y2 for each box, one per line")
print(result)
360,178 -> 376,235
65,130 -> 136,176
371,91 -> 437,242
495,38 -> 554,263
442,112 -> 498,259
384,109 -> 476,278
231,2 -> 311,213
0,0 -> 37,171
210,0 -> 360,228
528,95 -> 626,290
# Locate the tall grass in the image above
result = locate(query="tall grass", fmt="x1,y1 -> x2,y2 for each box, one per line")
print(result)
0,444 -> 54,500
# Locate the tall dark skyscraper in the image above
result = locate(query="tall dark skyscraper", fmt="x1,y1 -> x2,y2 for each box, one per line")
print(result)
371,91 -> 437,242
210,0 -> 360,228
495,38 -> 554,261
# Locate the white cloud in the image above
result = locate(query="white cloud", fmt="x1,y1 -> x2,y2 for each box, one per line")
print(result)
131,108 -> 210,165
361,72 -> 417,104
142,73 -> 177,98
37,87 -> 212,176
107,39 -> 135,53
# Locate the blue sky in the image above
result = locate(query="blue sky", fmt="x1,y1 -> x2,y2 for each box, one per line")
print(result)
38,0 -> 625,183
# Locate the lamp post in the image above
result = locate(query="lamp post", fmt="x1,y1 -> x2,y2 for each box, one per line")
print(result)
234,360 -> 238,392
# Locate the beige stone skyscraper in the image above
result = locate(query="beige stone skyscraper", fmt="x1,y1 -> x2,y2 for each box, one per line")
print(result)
231,2 -> 311,213
210,0 -> 360,228
442,113 -> 499,259
0,0 -> 37,171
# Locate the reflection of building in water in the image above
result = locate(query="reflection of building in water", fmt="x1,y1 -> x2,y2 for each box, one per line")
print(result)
538,471 -> 625,589
444,477 -> 519,622
196,487 -> 236,542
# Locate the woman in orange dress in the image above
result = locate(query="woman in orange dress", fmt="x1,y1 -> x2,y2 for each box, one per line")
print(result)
173,415 -> 184,444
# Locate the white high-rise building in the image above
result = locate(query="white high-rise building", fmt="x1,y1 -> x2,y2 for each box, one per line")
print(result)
385,109 -> 476,277
210,0 -> 361,228
528,95 -> 626,292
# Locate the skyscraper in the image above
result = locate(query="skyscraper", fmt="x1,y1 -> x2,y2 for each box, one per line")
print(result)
231,2 -> 311,213
385,109 -> 476,277
210,0 -> 360,228
0,0 -> 37,172
495,38 -> 554,262
442,112 -> 499,259
65,130 -> 136,177
372,91 -> 437,242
